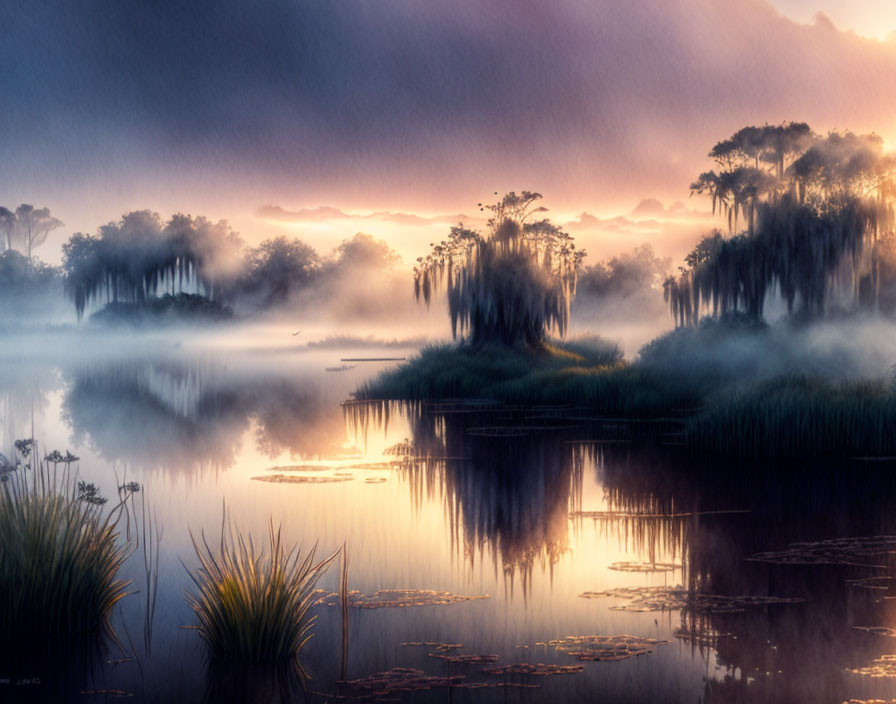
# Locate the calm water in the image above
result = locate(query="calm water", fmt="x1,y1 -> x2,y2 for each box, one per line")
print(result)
3,333 -> 896,703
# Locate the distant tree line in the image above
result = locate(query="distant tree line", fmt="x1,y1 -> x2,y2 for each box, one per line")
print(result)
0,204 -> 64,318
60,211 -> 401,320
573,244 -> 671,321
0,204 -> 63,261
0,202 -> 401,322
666,123 -> 896,325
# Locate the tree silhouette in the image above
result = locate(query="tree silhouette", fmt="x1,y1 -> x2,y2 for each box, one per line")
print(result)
669,124 -> 896,325
14,205 -> 63,261
0,204 -> 62,260
0,208 -> 15,253
62,211 -> 244,319
240,236 -> 320,306
414,192 -> 584,347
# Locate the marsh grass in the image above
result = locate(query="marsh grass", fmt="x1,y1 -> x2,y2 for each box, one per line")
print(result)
355,338 -> 703,417
686,375 -> 896,458
0,453 -> 132,644
185,520 -> 338,672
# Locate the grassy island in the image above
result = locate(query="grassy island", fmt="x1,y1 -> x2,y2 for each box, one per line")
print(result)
355,128 -> 896,461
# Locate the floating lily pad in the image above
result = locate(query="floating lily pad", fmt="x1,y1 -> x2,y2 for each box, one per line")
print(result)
265,464 -> 331,472
313,588 -> 489,608
403,642 -> 463,651
852,626 -> 896,637
483,663 -> 583,675
252,474 -> 353,484
517,634 -> 667,662
341,668 -> 538,700
608,561 -> 679,573
749,536 -> 896,567
580,586 -> 803,613
570,509 -> 749,520
430,652 -> 499,664
848,654 -> 896,677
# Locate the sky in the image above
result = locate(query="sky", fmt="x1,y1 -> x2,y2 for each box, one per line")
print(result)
769,0 -> 896,39
2,0 -> 896,263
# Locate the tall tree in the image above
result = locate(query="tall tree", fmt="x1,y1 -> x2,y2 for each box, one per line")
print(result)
672,124 -> 895,325
62,211 -> 244,319
13,205 -> 63,261
414,192 -> 584,347
0,208 -> 15,253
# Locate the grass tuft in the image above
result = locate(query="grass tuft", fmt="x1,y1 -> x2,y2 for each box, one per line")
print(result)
185,521 -> 338,670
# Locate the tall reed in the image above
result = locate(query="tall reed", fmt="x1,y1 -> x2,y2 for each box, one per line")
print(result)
0,445 -> 133,655
685,375 -> 896,458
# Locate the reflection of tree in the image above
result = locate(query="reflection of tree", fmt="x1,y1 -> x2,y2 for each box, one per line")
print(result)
382,403 -> 582,591
249,379 -> 343,458
0,361 -> 56,449
62,360 -> 248,471
61,358 -> 346,471
593,441 -> 896,704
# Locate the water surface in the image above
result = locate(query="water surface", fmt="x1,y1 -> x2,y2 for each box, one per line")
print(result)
2,337 -> 896,703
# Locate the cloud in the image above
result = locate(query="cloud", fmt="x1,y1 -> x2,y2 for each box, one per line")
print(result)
629,198 -> 711,218
255,205 -> 470,226
4,0 -> 896,226
564,204 -> 715,261
256,206 -> 350,222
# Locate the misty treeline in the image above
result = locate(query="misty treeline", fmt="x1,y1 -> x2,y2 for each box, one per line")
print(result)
666,122 -> 896,326
56,210 -> 401,321
0,204 -> 65,318
415,191 -> 583,346
572,244 -> 671,322
0,204 -> 63,260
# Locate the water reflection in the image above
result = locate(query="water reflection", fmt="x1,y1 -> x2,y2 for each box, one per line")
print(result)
5,355 -> 896,701
380,404 -> 582,590
593,442 -> 896,704
0,360 -> 56,447
61,356 -> 347,470
375,401 -> 896,703
1,633 -> 108,704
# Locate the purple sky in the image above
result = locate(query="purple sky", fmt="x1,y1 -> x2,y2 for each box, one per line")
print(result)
3,0 -> 896,257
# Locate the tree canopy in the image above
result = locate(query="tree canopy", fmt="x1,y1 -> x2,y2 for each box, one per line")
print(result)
414,192 -> 584,347
62,211 -> 245,319
0,204 -> 63,260
666,123 -> 896,326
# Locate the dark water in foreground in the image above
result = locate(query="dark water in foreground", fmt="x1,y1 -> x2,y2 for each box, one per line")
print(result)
3,340 -> 896,703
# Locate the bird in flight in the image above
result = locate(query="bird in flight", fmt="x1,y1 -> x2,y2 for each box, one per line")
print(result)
291,330 -> 302,336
